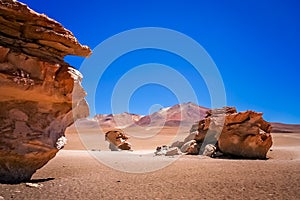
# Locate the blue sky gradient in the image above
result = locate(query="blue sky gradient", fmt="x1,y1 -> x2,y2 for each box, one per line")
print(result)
19,0 -> 300,123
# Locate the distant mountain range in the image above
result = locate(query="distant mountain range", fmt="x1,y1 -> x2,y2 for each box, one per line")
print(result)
271,123 -> 300,133
73,102 -> 300,133
94,102 -> 208,128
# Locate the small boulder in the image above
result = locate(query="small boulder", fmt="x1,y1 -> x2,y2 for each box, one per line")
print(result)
105,129 -> 132,151
202,144 -> 216,157
180,140 -> 199,155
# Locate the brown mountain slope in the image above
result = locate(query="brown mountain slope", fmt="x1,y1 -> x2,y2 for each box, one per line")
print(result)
134,102 -> 208,127
271,122 -> 300,133
94,112 -> 142,128
71,103 -> 300,133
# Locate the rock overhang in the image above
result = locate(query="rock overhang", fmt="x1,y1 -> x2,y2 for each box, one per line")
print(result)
0,0 -> 91,183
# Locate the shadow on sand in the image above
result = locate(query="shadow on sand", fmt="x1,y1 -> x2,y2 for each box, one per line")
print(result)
27,177 -> 55,183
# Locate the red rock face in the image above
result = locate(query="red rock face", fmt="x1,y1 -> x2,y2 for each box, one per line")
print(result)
218,110 -> 272,159
0,0 -> 91,183
192,107 -> 273,159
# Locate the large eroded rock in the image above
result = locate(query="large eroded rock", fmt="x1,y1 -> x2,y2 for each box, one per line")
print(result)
188,107 -> 273,159
0,0 -> 91,183
218,109 -> 272,159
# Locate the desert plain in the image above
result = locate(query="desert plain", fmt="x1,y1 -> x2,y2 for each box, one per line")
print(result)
0,125 -> 299,200
0,1 -> 299,200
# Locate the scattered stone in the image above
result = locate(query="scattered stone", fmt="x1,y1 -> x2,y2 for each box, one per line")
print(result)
91,149 -> 101,152
25,183 -> 43,188
56,136 -> 67,150
155,145 -> 181,156
155,145 -> 168,156
202,144 -> 216,157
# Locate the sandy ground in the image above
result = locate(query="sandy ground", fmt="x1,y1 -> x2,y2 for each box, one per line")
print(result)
0,127 -> 300,200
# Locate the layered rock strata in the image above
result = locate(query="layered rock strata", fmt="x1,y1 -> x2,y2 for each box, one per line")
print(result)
0,0 -> 91,183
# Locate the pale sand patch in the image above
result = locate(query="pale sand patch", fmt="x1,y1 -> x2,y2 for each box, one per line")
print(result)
64,126 -> 192,151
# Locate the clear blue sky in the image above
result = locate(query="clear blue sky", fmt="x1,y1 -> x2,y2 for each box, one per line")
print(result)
20,0 -> 300,124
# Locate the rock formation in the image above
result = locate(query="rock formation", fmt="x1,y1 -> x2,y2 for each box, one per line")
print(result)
0,0 -> 91,183
172,107 -> 273,159
105,129 -> 132,151
217,109 -> 272,159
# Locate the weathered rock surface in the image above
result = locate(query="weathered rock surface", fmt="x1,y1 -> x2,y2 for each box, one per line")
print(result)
0,0 -> 91,64
0,0 -> 91,183
187,107 -> 273,159
105,129 -> 132,151
218,109 -> 272,159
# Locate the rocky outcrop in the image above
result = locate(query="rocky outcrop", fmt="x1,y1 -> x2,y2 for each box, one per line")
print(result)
172,107 -> 273,159
0,0 -> 91,183
105,129 -> 132,151
217,109 -> 272,159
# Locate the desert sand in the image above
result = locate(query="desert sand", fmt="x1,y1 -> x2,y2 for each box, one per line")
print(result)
0,127 -> 299,200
